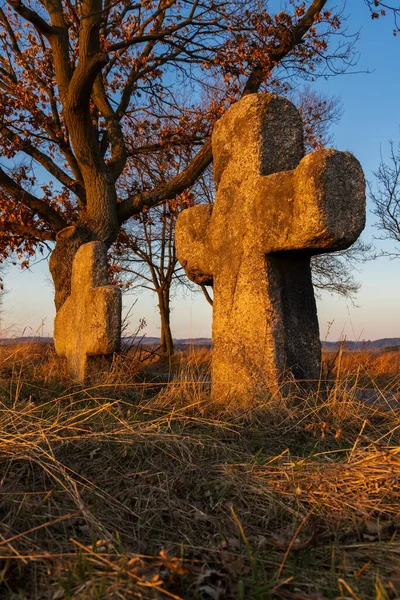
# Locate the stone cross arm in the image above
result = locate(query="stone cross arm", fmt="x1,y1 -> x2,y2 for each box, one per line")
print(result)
176,148 -> 365,283
175,204 -> 213,285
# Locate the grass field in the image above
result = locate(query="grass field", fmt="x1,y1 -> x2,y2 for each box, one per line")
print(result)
0,342 -> 399,599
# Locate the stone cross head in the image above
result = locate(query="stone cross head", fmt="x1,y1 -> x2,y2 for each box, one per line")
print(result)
54,241 -> 122,381
176,94 -> 366,400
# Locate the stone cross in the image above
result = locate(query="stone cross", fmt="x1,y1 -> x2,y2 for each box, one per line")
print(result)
175,94 -> 365,400
54,241 -> 122,382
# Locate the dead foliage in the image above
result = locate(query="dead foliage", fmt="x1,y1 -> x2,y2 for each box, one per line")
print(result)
0,341 -> 399,599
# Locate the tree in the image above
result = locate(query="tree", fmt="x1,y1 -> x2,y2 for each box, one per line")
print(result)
311,239 -> 373,298
0,0 -> 357,312
371,140 -> 400,256
114,134 -> 210,357
115,202 -> 187,356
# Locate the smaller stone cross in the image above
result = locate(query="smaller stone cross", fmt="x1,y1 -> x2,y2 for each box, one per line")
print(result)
54,241 -> 122,381
175,94 -> 366,401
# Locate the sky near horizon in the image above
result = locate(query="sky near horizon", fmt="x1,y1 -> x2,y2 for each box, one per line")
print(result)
1,1 -> 400,342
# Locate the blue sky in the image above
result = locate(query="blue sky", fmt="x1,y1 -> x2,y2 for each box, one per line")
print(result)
2,0 -> 400,342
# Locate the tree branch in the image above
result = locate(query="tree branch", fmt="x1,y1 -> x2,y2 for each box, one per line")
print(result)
117,139 -> 211,223
42,0 -> 72,98
115,0 -> 173,120
117,0 -> 329,223
243,0 -> 329,94
1,221 -> 55,241
200,284 -> 213,306
5,0 -> 56,36
66,49 -> 107,111
92,74 -> 126,179
0,125 -> 85,201
127,136 -> 206,156
0,166 -> 67,232
62,0 -> 109,176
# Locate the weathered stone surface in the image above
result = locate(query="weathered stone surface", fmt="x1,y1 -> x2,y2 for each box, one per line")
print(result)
176,93 -> 366,400
54,241 -> 122,382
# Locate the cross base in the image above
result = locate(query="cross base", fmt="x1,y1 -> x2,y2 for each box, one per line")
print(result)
211,255 -> 321,402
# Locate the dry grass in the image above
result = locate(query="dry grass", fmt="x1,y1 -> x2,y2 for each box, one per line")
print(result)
0,341 -> 399,599
323,347 -> 400,388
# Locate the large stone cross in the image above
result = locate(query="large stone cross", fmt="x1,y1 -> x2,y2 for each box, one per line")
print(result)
54,241 -> 122,381
176,94 -> 366,400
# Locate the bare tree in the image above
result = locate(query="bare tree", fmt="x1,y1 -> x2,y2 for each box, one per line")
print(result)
115,202 -> 188,356
370,141 -> 400,256
311,239 -> 374,298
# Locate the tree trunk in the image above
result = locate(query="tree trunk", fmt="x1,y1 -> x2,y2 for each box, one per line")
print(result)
49,175 -> 119,311
49,231 -> 85,311
158,288 -> 174,357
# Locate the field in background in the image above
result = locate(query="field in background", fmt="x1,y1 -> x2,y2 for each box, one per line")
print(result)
0,342 -> 399,599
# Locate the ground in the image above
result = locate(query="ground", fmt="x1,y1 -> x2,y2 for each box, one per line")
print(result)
0,342 -> 399,599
